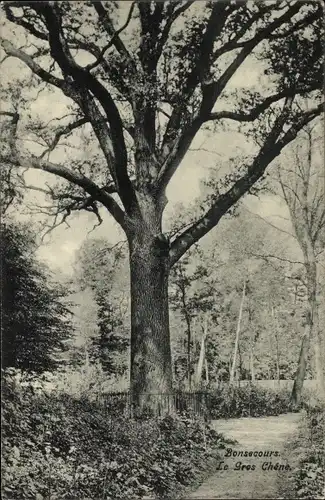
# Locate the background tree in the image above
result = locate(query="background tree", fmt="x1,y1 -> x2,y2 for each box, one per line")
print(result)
276,123 -> 325,403
74,238 -> 130,375
1,220 -> 73,373
169,245 -> 214,389
0,1 -> 323,410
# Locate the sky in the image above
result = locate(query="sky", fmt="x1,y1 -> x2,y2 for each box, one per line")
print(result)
0,1 -> 303,275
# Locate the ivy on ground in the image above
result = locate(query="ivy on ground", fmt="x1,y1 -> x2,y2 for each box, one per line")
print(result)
2,374 -> 226,500
278,403 -> 325,500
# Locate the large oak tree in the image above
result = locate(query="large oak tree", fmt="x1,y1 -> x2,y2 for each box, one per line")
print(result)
0,1 -> 323,410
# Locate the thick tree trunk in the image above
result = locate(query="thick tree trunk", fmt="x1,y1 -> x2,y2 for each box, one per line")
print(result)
128,228 -> 173,415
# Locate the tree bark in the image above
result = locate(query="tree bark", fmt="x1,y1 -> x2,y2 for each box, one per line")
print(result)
291,243 -> 325,403
271,306 -> 281,385
249,342 -> 255,383
291,332 -> 309,406
128,226 -> 173,415
313,307 -> 325,400
185,312 -> 192,391
195,314 -> 208,388
230,280 -> 246,384
248,305 -> 255,383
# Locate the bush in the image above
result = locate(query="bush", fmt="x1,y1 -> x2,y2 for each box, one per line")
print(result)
208,384 -> 297,419
2,372 -> 226,500
278,404 -> 325,500
293,406 -> 325,499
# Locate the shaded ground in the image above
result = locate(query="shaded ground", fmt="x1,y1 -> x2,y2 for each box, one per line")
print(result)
187,413 -> 301,499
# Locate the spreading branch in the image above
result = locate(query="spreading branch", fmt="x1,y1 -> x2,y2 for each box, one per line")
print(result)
92,1 -> 136,70
169,102 -> 324,266
0,38 -> 65,89
158,3 -> 305,193
1,112 -> 126,229
206,84 -> 320,124
2,4 -> 138,215
85,2 -> 136,71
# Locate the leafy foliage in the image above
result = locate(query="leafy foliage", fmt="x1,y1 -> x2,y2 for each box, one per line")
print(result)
279,404 -> 325,500
208,384 -> 297,419
293,407 -> 325,499
1,221 -> 73,373
74,238 -> 129,374
2,371 -> 226,500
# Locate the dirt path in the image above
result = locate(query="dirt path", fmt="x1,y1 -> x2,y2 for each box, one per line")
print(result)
187,413 -> 301,499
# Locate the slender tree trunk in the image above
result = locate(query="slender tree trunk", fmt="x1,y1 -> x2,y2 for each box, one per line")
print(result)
230,280 -> 246,384
291,259 -> 318,404
128,228 -> 173,415
183,301 -> 192,391
187,323 -> 192,391
195,314 -> 208,388
313,307 -> 325,399
248,306 -> 255,383
237,345 -> 243,384
282,127 -> 325,403
205,357 -> 209,384
195,333 -> 205,388
249,343 -> 255,383
291,331 -> 309,405
271,306 -> 281,385
291,246 -> 325,403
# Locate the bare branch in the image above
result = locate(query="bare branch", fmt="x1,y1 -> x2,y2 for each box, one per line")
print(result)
158,5 -> 308,194
169,101 -> 323,266
0,38 -> 65,88
18,3 -> 138,215
92,1 -> 136,70
243,207 -> 297,241
206,84 -> 320,124
85,2 -> 136,71
3,3 -> 48,41
152,1 -> 195,65
39,117 -> 88,158
199,4 -> 303,118
249,252 -> 304,266
2,112 -> 127,229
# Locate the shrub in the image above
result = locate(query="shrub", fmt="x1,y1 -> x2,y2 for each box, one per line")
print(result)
293,406 -> 325,499
2,372 -> 226,500
278,404 -> 325,500
208,384 -> 297,419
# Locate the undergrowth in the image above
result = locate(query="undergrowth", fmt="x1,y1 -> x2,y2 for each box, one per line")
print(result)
2,372 -> 226,500
278,402 -> 325,500
207,384 -> 299,419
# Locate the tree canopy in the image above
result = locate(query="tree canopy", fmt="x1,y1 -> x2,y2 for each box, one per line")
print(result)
0,1 -> 323,255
